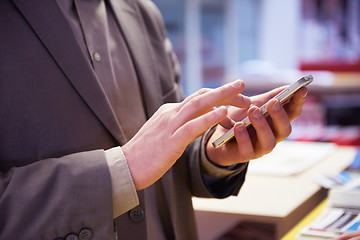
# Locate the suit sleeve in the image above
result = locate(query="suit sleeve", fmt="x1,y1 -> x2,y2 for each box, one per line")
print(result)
0,150 -> 117,239
185,136 -> 248,199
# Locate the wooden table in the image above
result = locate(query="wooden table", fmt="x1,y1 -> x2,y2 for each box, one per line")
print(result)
193,145 -> 357,239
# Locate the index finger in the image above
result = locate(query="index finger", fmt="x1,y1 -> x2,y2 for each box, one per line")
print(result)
176,80 -> 251,123
251,86 -> 288,107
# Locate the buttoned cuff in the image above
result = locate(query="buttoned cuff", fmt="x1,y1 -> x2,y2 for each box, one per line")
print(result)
200,126 -> 247,178
105,146 -> 139,219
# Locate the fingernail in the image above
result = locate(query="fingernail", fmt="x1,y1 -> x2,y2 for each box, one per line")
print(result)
303,89 -> 308,98
231,80 -> 242,88
272,100 -> 281,111
251,108 -> 261,119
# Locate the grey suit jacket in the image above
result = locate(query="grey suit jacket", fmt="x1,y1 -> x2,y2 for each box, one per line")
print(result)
0,0 -> 247,239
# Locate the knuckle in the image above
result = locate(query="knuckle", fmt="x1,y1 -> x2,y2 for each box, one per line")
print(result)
242,151 -> 255,161
240,95 -> 251,106
264,139 -> 276,154
159,103 -> 175,111
285,124 -> 292,137
277,125 -> 292,141
198,88 -> 210,95
158,104 -> 172,117
181,124 -> 192,138
157,103 -> 178,123
188,96 -> 201,108
217,85 -> 228,96
296,107 -> 304,117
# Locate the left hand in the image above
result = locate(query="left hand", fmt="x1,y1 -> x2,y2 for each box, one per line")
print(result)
206,86 -> 308,166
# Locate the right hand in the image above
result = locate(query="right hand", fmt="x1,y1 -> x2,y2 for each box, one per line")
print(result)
205,86 -> 308,166
122,80 -> 251,190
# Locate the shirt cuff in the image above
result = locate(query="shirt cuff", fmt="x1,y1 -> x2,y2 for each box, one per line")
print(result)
105,146 -> 139,218
200,126 -> 247,178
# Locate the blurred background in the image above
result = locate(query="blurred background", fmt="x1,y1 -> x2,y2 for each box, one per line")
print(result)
153,0 -> 360,146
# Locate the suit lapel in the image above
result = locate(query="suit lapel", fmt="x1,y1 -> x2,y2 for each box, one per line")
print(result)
108,0 -> 163,118
13,0 -> 127,145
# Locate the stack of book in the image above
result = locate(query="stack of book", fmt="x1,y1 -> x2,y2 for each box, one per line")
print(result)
296,169 -> 360,239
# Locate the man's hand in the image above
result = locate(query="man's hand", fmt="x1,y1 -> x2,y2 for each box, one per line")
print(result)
206,86 -> 308,166
122,80 -> 251,190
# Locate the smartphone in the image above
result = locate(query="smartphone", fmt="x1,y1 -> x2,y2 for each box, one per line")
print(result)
212,75 -> 313,148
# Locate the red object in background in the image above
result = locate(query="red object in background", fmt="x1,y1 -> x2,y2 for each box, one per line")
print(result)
334,131 -> 360,146
290,126 -> 360,147
300,60 -> 360,72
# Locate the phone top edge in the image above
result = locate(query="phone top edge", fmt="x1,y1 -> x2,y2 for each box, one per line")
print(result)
275,75 -> 313,103
304,74 -> 313,82
298,74 -> 313,86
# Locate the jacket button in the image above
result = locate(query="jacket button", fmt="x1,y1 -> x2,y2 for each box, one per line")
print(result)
65,233 -> 79,240
129,206 -> 144,222
79,228 -> 93,240
93,52 -> 101,62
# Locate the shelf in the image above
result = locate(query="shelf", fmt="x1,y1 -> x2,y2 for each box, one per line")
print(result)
241,72 -> 360,96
